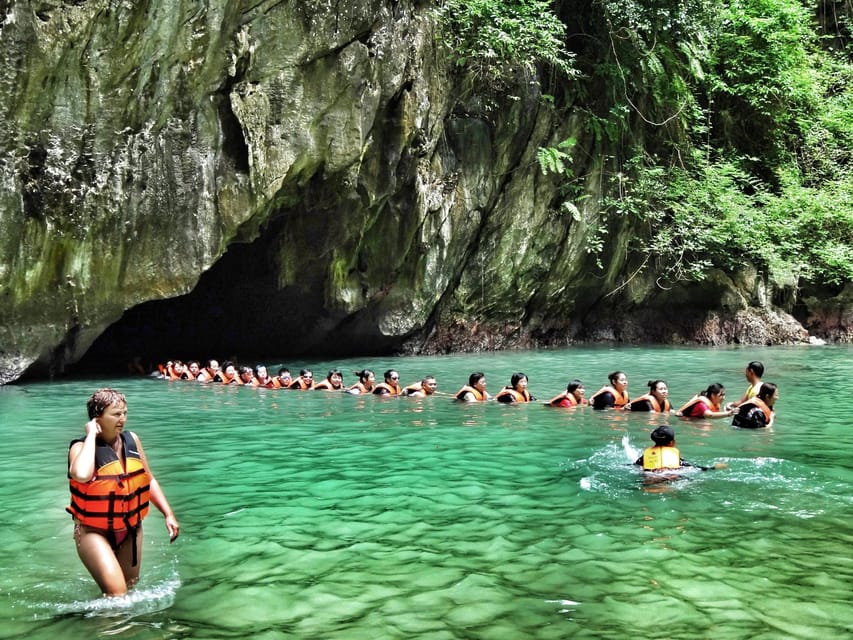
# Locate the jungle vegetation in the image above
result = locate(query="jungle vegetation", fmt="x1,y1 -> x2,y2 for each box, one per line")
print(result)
435,0 -> 853,294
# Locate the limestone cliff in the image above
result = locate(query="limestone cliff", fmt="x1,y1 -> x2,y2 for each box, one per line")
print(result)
0,0 -> 838,384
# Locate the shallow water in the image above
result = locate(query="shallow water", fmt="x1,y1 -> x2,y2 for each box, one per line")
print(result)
0,345 -> 851,639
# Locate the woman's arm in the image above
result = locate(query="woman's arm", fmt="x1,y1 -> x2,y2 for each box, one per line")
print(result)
703,406 -> 735,419
68,419 -> 100,482
133,433 -> 180,542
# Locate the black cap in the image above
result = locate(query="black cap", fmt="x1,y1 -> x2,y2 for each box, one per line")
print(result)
650,425 -> 675,445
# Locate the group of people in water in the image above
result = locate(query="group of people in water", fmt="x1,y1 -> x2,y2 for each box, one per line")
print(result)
72,359 -> 776,597
154,358 -> 778,431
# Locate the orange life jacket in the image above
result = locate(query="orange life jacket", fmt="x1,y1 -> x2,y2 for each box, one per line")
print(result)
347,382 -> 374,394
403,382 -> 427,396
677,395 -> 720,416
217,371 -> 239,385
738,397 -> 773,422
67,431 -> 151,533
494,387 -> 531,403
630,394 -> 671,413
288,377 -> 315,390
166,365 -> 184,380
642,446 -> 682,471
314,379 -> 342,391
589,385 -> 629,408
455,386 -> 486,401
373,382 -> 401,396
197,367 -> 217,382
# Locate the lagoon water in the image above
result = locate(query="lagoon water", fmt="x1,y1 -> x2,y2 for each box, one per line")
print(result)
0,345 -> 851,639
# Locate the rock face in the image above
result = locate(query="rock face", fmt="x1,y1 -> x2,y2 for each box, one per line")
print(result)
0,1 -> 842,384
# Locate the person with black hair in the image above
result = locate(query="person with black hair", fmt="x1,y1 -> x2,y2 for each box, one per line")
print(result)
590,371 -> 629,409
545,379 -> 588,407
676,383 -> 733,419
347,369 -> 375,394
635,425 -> 727,472
455,372 -> 490,402
494,372 -> 535,403
626,379 -> 673,413
727,361 -> 765,410
732,382 -> 778,428
373,369 -> 402,396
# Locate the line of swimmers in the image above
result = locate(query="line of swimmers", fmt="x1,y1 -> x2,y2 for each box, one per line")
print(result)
156,359 -> 778,430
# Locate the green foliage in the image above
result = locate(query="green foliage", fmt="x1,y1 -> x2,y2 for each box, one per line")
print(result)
558,0 -> 853,291
601,158 -> 853,288
433,0 -> 576,87
707,0 -> 817,159
536,137 -> 576,177
434,0 -> 853,292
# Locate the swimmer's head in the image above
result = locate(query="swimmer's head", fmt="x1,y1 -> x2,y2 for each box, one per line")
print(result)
87,388 -> 127,418
650,425 -> 675,445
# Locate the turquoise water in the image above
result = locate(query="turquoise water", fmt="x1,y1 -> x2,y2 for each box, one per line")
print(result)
0,345 -> 851,639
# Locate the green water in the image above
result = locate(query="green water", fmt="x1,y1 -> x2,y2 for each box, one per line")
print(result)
0,346 -> 851,639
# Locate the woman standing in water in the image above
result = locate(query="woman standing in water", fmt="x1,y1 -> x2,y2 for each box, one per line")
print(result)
67,389 -> 179,596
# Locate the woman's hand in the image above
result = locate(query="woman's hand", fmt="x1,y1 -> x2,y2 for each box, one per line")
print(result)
84,418 -> 101,437
165,515 -> 180,543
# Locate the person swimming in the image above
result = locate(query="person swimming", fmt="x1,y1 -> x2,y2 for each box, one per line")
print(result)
634,425 -> 727,472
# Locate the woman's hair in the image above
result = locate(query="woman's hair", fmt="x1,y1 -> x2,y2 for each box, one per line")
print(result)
747,361 -> 765,377
87,388 -> 126,419
608,371 -> 626,384
566,379 -> 584,393
510,372 -> 528,388
384,369 -> 399,381
238,365 -> 254,376
353,369 -> 374,381
647,379 -> 667,393
757,382 -> 777,401
468,372 -> 486,386
701,383 -> 726,397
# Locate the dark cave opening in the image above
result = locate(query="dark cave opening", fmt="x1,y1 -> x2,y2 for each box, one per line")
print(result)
71,218 -> 398,377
